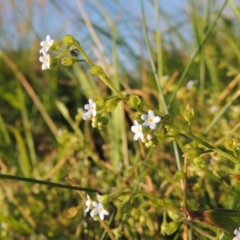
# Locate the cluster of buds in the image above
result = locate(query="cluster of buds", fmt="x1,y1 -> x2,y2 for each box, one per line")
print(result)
78,98 -> 109,130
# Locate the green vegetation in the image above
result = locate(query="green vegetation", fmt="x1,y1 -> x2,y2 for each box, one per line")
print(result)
0,1 -> 240,239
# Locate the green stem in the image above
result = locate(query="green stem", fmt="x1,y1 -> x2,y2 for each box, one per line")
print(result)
168,0 -> 228,109
204,90 -> 240,134
140,0 -> 182,193
0,173 -> 97,192
98,71 -> 126,99
100,221 -> 115,240
165,120 -> 239,163
74,42 -> 125,99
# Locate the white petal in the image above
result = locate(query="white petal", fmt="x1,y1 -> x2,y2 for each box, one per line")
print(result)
92,201 -> 99,208
131,126 -> 137,133
91,109 -> 97,116
149,123 -> 157,130
154,116 -> 161,123
96,194 -> 101,202
39,56 -> 44,62
133,134 -> 139,141
99,210 -> 109,220
142,122 -> 149,127
148,110 -> 154,117
139,132 -> 144,141
141,114 -> 148,121
83,111 -> 91,120
133,120 -> 139,126
89,99 -> 94,104
84,104 -> 90,111
90,208 -> 99,218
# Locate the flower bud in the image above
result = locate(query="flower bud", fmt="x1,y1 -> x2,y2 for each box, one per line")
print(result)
174,170 -> 184,181
105,98 -> 119,112
193,157 -> 204,168
94,97 -> 106,107
89,65 -> 104,75
61,57 -> 75,66
51,41 -> 63,50
225,135 -> 239,151
181,104 -> 194,124
127,95 -> 141,107
182,148 -> 200,160
63,35 -> 76,45
97,194 -> 110,204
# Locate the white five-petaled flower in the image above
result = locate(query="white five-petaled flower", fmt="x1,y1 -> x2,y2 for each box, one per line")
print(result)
85,195 -> 92,213
39,52 -> 51,70
90,201 -> 109,221
85,194 -> 109,221
83,99 -> 97,120
141,110 -> 161,130
233,227 -> 240,240
131,120 -> 144,141
39,35 -> 54,53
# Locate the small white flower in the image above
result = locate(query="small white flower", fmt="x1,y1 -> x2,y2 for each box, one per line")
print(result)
39,35 -> 54,53
83,99 -> 97,120
85,195 -> 92,213
233,227 -> 240,240
209,105 -> 218,113
186,80 -> 198,90
131,120 -> 144,141
39,52 -> 51,70
141,110 -> 161,130
90,201 -> 109,221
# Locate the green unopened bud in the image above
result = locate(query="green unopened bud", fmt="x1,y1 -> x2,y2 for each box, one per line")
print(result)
165,126 -> 178,140
174,169 -> 184,181
97,122 -> 103,130
127,95 -> 141,107
98,194 -> 110,204
181,104 -> 194,124
225,135 -> 239,151
63,207 -> 79,218
193,157 -> 204,168
63,35 -> 76,45
51,41 -> 63,50
105,98 -> 119,112
101,116 -> 108,126
90,65 -> 104,75
61,57 -> 75,66
94,97 -> 106,107
182,148 -> 200,160
145,134 -> 157,148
